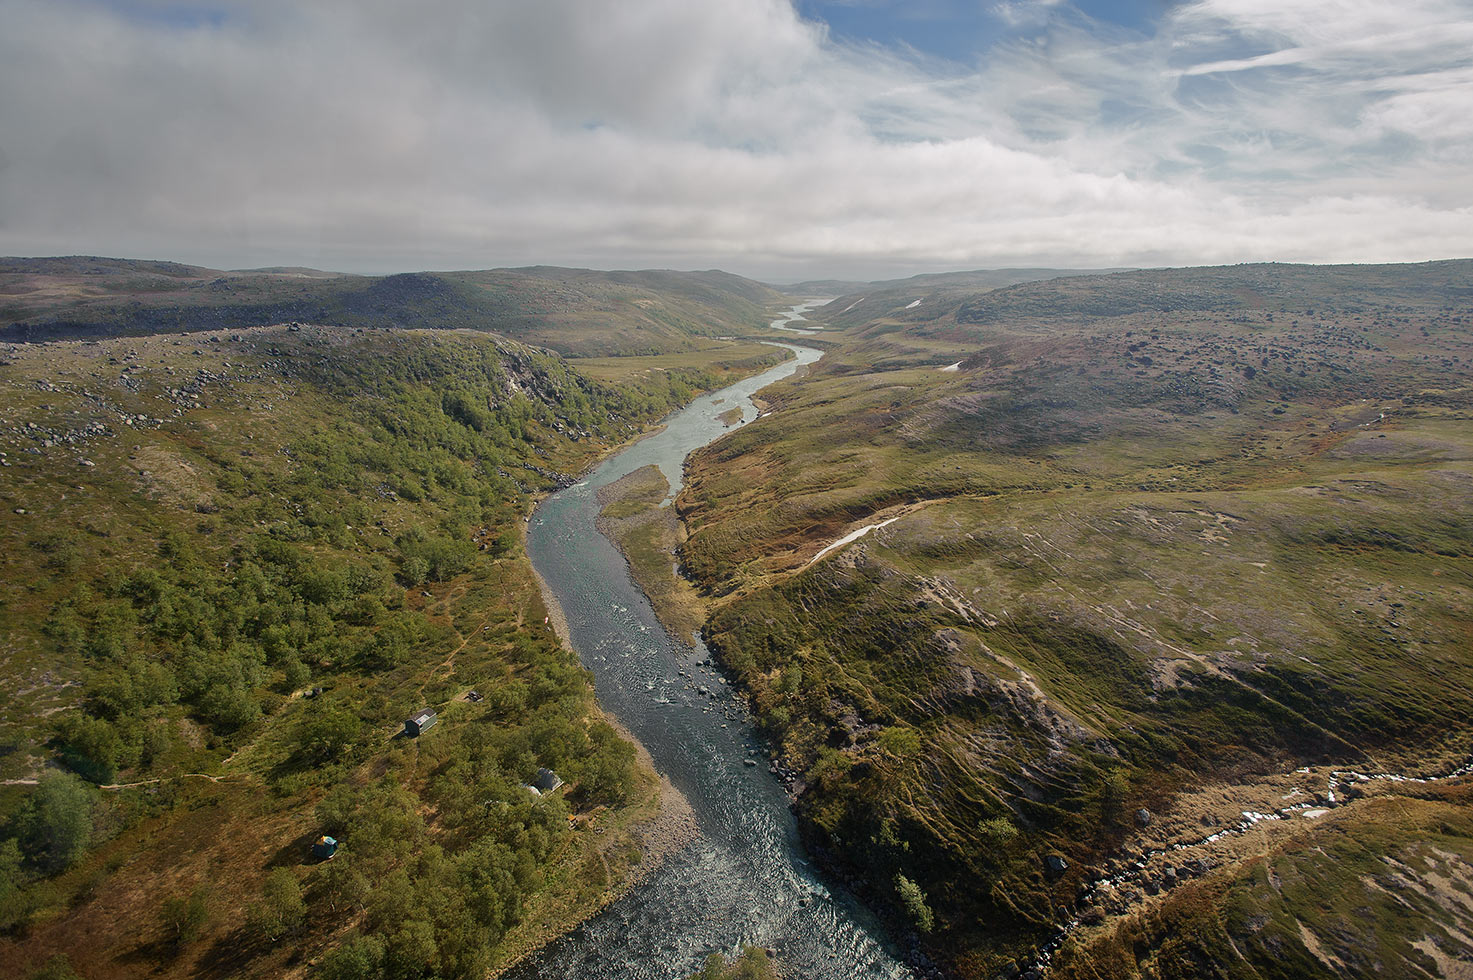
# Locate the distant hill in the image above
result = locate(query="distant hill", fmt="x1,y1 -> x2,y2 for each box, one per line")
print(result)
808,258 -> 1473,344
777,267 -> 1126,297
232,266 -> 348,278
0,257 -> 787,356
768,279 -> 873,296
808,267 -> 1130,329
0,255 -> 223,278
678,255 -> 1473,980
952,259 -> 1473,324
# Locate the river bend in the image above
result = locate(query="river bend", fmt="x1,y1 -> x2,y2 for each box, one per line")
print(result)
514,337 -> 910,980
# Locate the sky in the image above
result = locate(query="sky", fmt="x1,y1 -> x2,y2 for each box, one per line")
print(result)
1,0 -> 1471,280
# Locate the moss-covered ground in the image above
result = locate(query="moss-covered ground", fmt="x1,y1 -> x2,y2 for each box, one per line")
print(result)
0,317 -> 771,979
676,262 -> 1473,978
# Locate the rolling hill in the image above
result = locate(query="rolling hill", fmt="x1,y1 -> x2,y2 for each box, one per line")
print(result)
675,259 -> 1473,979
0,257 -> 794,979
0,258 -> 788,356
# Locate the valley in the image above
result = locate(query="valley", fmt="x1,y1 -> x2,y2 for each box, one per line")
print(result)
0,264 -> 804,980
7,2 -> 1471,977
671,261 -> 1473,978
1,256 -> 1471,980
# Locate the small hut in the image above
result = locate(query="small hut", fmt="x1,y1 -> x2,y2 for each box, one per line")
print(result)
532,768 -> 564,793
311,835 -> 338,860
404,709 -> 437,737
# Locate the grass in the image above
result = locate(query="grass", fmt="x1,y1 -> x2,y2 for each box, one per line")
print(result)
596,466 -> 708,647
0,312 -> 778,979
570,341 -> 787,384
0,257 -> 790,357
675,261 -> 1473,978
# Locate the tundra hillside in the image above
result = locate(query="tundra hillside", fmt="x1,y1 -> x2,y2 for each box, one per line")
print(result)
0,261 -> 790,980
677,260 -> 1473,979
0,257 -> 787,356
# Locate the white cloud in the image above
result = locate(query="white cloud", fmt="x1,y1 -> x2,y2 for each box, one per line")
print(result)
0,0 -> 1469,278
991,0 -> 1067,29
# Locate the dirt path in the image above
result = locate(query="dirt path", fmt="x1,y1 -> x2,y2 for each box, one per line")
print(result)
101,772 -> 230,790
5,771 -> 234,790
413,608 -> 484,704
802,504 -> 930,568
410,561 -> 518,707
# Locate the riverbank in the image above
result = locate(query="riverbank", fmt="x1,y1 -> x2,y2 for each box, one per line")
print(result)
594,465 -> 708,648
515,336 -> 907,979
499,520 -> 700,978
526,473 -> 701,858
487,703 -> 700,979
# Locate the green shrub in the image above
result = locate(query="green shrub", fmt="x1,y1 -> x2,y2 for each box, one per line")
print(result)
248,868 -> 306,942
15,772 -> 94,873
159,885 -> 210,947
895,874 -> 934,933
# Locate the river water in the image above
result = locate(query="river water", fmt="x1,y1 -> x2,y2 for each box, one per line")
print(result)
766,299 -> 827,335
515,335 -> 911,980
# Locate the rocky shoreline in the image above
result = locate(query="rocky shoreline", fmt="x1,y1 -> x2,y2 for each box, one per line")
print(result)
508,505 -> 701,974
593,464 -> 707,649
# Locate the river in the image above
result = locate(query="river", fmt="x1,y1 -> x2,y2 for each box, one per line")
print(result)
515,333 -> 911,980
766,299 -> 827,335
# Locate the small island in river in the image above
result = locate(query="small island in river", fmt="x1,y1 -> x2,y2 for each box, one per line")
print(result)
595,464 -> 708,647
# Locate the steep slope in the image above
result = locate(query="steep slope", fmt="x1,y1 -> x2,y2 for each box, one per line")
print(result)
676,260 -> 1473,978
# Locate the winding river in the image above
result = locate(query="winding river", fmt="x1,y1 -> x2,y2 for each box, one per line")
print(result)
515,333 -> 911,980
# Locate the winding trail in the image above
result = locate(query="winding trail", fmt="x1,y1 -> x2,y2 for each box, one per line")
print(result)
4,772 -> 231,789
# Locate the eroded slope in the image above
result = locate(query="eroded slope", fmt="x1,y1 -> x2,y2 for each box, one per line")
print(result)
678,262 -> 1473,978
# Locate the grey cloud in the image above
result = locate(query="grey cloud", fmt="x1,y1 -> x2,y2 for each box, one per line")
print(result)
0,0 -> 1469,279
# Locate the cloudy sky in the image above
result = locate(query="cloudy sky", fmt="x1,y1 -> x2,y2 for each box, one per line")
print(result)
2,0 -> 1471,279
